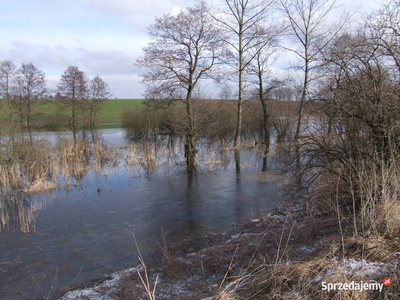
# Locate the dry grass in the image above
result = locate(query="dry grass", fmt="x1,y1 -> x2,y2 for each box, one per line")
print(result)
0,137 -> 120,233
56,140 -> 91,180
0,138 -> 119,194
215,227 -> 399,300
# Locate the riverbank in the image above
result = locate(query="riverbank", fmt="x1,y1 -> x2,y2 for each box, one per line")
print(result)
60,197 -> 400,300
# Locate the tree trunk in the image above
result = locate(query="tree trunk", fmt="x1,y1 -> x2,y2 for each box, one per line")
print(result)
258,73 -> 270,154
234,149 -> 241,175
27,113 -> 33,145
234,21 -> 244,149
294,52 -> 309,142
71,97 -> 76,128
185,91 -> 197,172
185,134 -> 197,173
262,103 -> 270,153
7,98 -> 15,144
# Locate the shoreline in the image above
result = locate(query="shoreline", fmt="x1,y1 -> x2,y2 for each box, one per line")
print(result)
60,199 -> 400,299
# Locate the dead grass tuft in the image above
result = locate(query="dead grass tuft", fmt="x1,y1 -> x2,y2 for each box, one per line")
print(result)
214,292 -> 239,300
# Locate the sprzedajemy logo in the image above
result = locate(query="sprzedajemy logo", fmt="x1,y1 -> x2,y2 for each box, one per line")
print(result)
321,277 -> 393,293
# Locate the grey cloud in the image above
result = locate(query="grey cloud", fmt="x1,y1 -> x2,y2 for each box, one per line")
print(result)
4,40 -> 141,76
76,48 -> 141,76
6,41 -> 76,70
83,0 -> 177,29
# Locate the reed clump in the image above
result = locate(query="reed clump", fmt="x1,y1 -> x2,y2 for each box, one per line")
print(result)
0,137 -> 120,233
93,141 -> 119,171
56,139 -> 91,180
0,138 -> 120,191
0,139 -> 56,194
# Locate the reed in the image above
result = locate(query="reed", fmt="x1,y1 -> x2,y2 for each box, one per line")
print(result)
0,136 -> 119,233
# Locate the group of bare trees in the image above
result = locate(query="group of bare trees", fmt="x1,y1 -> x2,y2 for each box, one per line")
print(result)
136,1 -> 225,171
137,0 -> 345,170
137,0 -> 400,236
57,66 -> 112,131
0,61 -> 47,141
287,0 -> 400,236
0,61 -> 111,142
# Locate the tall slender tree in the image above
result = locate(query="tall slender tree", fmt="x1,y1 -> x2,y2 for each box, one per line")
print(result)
86,75 -> 112,126
0,60 -> 17,133
247,24 -> 284,152
279,0 -> 344,142
14,63 -> 47,143
214,0 -> 275,148
137,1 -> 225,172
57,66 -> 88,131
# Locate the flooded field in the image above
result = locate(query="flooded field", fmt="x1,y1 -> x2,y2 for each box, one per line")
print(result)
0,128 -> 285,299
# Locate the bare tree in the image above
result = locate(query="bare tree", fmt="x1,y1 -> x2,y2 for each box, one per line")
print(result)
366,0 -> 400,80
247,24 -> 284,152
0,60 -> 17,132
57,66 -> 88,131
137,0 -> 224,172
271,84 -> 298,144
14,63 -> 47,143
85,75 -> 112,126
213,0 -> 275,148
279,0 -> 345,142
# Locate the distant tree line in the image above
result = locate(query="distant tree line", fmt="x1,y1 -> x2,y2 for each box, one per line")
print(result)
0,61 -> 112,142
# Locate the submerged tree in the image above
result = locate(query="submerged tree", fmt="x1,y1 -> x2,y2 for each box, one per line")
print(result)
137,1 -> 225,172
214,0 -> 275,148
247,24 -> 284,152
57,66 -> 88,131
85,75 -> 112,126
14,63 -> 47,143
0,60 -> 17,133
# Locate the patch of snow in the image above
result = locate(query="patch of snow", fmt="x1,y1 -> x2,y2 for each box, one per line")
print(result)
231,233 -> 240,239
393,252 -> 400,257
326,257 -> 393,278
313,275 -> 324,283
225,232 -> 262,243
298,245 -> 316,254
61,289 -> 111,300
60,267 -> 139,300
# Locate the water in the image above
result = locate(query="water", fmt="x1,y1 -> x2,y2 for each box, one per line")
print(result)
0,128 -> 284,299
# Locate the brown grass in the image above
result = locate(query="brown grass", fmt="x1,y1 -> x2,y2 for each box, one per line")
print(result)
0,137 -> 120,233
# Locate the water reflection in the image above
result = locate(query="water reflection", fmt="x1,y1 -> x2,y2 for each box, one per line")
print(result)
0,192 -> 52,233
0,129 -> 275,234
0,128 -> 286,299
0,130 -> 119,233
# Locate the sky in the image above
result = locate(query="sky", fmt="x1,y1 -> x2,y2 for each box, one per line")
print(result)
1,0 -> 379,99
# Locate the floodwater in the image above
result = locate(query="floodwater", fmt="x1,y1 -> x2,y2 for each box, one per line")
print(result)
0,128 -> 285,299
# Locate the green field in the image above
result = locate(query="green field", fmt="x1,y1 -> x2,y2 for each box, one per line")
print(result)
0,98 -> 146,124
97,99 -> 145,120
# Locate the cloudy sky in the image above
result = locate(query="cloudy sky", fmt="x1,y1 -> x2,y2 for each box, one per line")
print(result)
1,0 -> 377,99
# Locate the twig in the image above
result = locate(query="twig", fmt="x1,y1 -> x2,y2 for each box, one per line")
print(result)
46,268 -> 59,300
132,231 -> 158,300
